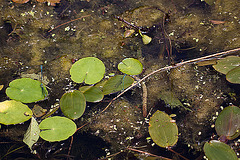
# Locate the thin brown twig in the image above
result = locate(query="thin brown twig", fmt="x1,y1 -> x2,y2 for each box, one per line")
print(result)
73,48 -> 240,159
127,147 -> 172,160
98,149 -> 127,160
48,15 -> 91,33
100,48 -> 240,113
168,147 -> 189,160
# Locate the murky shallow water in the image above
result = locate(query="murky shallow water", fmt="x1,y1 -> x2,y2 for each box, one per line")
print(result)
0,0 -> 240,159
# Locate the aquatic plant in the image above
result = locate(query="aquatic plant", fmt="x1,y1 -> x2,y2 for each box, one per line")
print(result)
70,57 -> 105,84
149,110 -> 178,148
6,78 -> 48,103
0,100 -> 33,125
102,75 -> 134,95
118,58 -> 143,75
23,117 -> 40,151
1,51 -> 240,159
213,56 -> 240,84
215,105 -> 240,140
202,105 -> 240,160
79,86 -> 104,102
38,116 -> 77,142
204,140 -> 238,160
60,90 -> 86,120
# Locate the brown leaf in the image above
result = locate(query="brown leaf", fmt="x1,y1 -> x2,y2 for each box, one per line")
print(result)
12,0 -> 30,3
36,0 -> 60,3
210,20 -> 225,24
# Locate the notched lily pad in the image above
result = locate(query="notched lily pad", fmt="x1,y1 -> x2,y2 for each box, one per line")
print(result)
213,56 -> 240,75
0,100 -> 33,125
39,116 -> 77,142
70,57 -> 105,84
118,58 -> 143,75
102,75 -> 134,95
215,106 -> 240,140
204,140 -> 238,160
6,78 -> 48,103
60,90 -> 86,120
149,110 -> 178,148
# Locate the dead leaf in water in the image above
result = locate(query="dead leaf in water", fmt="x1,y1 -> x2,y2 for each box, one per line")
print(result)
210,20 -> 225,24
12,0 -> 30,3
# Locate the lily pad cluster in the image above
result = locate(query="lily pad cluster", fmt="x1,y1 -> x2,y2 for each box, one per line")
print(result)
149,105 -> 239,160
203,105 -> 240,160
213,56 -> 240,84
0,57 -> 144,152
62,57 -> 142,119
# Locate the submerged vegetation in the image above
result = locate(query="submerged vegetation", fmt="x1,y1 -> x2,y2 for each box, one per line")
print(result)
0,0 -> 240,159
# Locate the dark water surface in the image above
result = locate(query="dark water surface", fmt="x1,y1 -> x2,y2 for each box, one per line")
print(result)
0,0 -> 240,159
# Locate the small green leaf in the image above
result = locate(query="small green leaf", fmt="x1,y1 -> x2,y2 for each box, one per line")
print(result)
39,116 -> 77,142
60,90 -> 86,119
215,106 -> 240,140
226,66 -> 240,84
70,57 -> 105,84
23,117 -> 40,151
6,78 -> 48,103
213,56 -> 240,75
102,75 -> 134,95
0,100 -> 33,125
142,35 -> 152,45
118,58 -> 143,75
79,86 -> 104,102
149,110 -> 178,148
204,140 -> 238,160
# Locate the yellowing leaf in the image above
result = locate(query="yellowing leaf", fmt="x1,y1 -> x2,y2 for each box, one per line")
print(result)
23,117 -> 40,151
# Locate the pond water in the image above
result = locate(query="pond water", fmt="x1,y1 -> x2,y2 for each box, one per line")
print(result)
0,0 -> 240,159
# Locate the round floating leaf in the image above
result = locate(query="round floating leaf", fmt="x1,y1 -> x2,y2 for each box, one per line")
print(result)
204,140 -> 238,160
118,58 -> 143,75
79,86 -> 104,102
39,116 -> 76,142
215,106 -> 240,140
213,56 -> 240,75
70,57 -> 105,84
102,75 -> 134,95
226,66 -> 240,84
6,78 -> 48,103
60,90 -> 86,119
0,100 -> 32,125
149,110 -> 178,148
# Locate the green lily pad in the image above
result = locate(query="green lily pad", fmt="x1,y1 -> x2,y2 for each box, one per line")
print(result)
204,140 -> 238,160
0,100 -> 33,125
149,110 -> 178,148
213,56 -> 240,75
79,86 -> 104,102
60,90 -> 86,119
6,78 -> 48,103
102,75 -> 134,95
118,58 -> 143,75
39,116 -> 77,142
70,57 -> 105,84
23,117 -> 40,151
215,106 -> 240,140
226,66 -> 240,84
